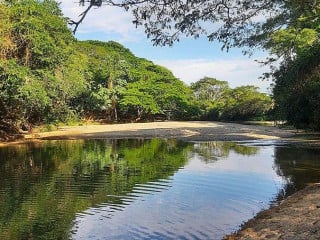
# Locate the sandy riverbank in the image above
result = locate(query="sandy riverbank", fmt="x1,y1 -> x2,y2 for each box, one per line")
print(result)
225,183 -> 320,240
20,121 -> 299,142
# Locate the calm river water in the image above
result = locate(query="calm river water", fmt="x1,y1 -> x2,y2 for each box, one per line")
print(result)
0,139 -> 320,239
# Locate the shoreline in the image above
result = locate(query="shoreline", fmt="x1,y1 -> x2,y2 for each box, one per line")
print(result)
1,121 -> 320,239
0,121 -> 303,147
225,183 -> 320,240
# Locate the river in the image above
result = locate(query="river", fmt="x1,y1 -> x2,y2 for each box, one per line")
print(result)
0,139 -> 319,239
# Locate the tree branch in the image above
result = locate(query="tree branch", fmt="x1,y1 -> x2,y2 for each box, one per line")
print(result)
69,1 -> 96,34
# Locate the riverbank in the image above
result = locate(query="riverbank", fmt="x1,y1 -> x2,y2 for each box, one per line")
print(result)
225,183 -> 320,240
1,121 -> 301,146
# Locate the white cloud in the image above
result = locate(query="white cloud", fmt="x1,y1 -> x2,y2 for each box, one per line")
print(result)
153,58 -> 271,93
58,1 -> 142,42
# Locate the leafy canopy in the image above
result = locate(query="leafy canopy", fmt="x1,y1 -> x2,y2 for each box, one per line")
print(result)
191,77 -> 272,121
0,0 -> 88,130
73,1 -> 319,53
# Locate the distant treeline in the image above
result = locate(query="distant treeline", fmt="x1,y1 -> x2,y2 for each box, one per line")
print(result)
0,0 -> 274,135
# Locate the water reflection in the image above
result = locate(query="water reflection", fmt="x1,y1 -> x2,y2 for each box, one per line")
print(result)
72,142 -> 281,240
274,145 -> 320,195
0,139 -> 319,239
193,141 -> 259,162
0,139 -> 191,239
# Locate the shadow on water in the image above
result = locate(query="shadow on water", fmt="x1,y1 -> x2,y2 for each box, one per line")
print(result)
0,139 -> 319,239
193,141 -> 259,163
274,144 -> 320,196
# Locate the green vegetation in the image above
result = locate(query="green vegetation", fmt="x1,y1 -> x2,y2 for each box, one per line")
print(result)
74,40 -> 196,122
194,141 -> 259,163
258,1 -> 320,130
0,0 -> 273,136
76,1 -> 320,130
0,0 -> 86,133
272,44 -> 320,130
0,139 -> 260,239
0,139 -> 191,239
191,77 -> 272,121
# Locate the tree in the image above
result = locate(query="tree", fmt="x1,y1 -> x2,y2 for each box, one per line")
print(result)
191,77 -> 272,121
272,43 -> 320,129
4,0 -> 74,69
72,41 -> 132,121
119,61 -> 196,121
104,55 -> 129,121
221,85 -> 272,121
0,0 -> 88,131
119,81 -> 160,121
191,77 -> 229,120
261,1 -> 320,129
72,1 -> 319,52
191,77 -> 229,101
73,40 -> 195,122
71,1 -> 320,128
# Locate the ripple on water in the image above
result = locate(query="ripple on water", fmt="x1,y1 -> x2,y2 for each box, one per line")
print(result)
1,139 -> 319,240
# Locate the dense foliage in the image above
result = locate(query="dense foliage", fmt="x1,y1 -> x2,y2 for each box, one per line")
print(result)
268,2 -> 320,129
74,1 -> 318,51
0,0 -> 273,136
74,40 -> 196,122
75,0 -> 320,130
0,0 -> 194,133
191,77 -> 272,121
0,0 -> 87,132
272,43 -> 320,129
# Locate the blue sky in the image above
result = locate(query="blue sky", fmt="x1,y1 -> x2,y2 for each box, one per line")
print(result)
59,1 -> 271,93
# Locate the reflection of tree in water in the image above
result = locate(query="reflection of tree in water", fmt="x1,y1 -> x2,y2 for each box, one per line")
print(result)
273,145 -> 320,196
193,141 -> 259,163
0,139 -> 192,240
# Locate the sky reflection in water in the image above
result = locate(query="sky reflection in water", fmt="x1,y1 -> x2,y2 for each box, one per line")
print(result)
72,141 -> 284,240
1,139 -> 320,240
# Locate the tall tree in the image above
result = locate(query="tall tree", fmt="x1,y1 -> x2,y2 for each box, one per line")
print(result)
73,0 -> 318,128
0,0 -> 88,131
272,43 -> 320,129
74,41 -> 132,121
75,40 -> 195,122
222,85 -> 272,121
191,77 -> 272,121
191,77 -> 229,102
105,55 -> 129,121
191,77 -> 229,120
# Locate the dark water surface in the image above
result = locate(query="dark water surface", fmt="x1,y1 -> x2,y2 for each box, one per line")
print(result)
0,139 -> 320,239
